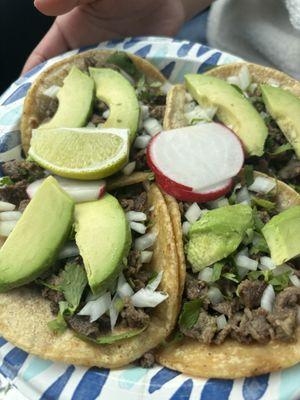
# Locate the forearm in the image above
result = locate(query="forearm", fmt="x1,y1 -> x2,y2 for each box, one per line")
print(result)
182,0 -> 213,20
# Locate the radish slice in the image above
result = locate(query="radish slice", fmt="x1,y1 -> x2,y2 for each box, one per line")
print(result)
147,123 -> 243,198
27,176 -> 106,202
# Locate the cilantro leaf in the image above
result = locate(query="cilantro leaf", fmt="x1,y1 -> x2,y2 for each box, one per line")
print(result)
249,233 -> 269,255
247,270 -> 270,281
252,207 -> 264,232
252,196 -> 276,211
0,176 -> 13,186
222,272 -> 239,283
60,263 -> 88,312
244,165 -> 254,186
269,143 -> 293,156
106,51 -> 142,80
269,271 -> 291,292
47,301 -> 68,334
211,262 -> 223,282
178,299 -> 202,330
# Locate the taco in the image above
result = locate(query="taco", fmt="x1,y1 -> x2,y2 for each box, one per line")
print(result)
0,160 -> 179,368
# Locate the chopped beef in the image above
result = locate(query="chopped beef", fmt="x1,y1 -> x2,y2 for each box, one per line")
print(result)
18,199 -> 30,212
180,311 -> 217,344
97,314 -> 111,334
213,323 -> 232,345
149,105 -> 166,121
133,191 -> 147,212
121,297 -> 150,328
41,274 -> 64,314
211,298 -> 240,318
90,113 -> 106,125
274,286 -> 300,310
185,274 -> 208,301
138,351 -> 155,368
38,95 -> 59,120
238,279 -> 267,309
125,250 -> 152,290
0,180 -> 28,207
67,315 -> 100,338
267,308 -> 297,341
2,160 -> 44,182
258,210 -> 271,224
131,149 -> 147,171
118,188 -> 148,213
120,198 -> 135,211
278,159 -> 300,180
84,58 -> 121,72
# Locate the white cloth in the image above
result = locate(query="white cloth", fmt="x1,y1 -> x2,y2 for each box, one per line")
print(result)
207,0 -> 300,79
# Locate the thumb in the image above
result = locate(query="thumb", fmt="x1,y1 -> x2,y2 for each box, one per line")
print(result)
34,0 -> 94,16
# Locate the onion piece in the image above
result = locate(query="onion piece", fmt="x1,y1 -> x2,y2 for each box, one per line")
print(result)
238,65 -> 251,90
208,197 -> 229,209
126,211 -> 147,222
109,293 -> 121,330
130,222 -> 147,235
0,201 -> 16,212
216,314 -> 227,330
161,81 -> 173,94
235,254 -> 258,271
78,292 -> 111,322
260,256 -> 276,270
198,267 -> 213,283
207,287 -> 224,304
143,118 -> 162,137
102,109 -> 110,119
86,121 -> 96,128
117,272 -> 134,298
182,221 -> 191,236
227,76 -> 241,87
131,288 -> 168,308
290,274 -> 300,288
135,231 -> 157,251
0,211 -> 22,221
147,271 -> 163,291
58,242 -> 79,259
140,104 -> 150,120
0,220 -> 17,237
261,284 -> 275,312
236,186 -> 251,205
248,176 -> 276,194
122,161 -> 136,176
134,135 -> 151,149
185,93 -> 194,102
237,266 -> 249,279
140,251 -> 153,264
43,85 -> 60,98
185,203 -> 202,223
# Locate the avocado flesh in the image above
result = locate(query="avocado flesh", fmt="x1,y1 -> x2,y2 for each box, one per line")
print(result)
187,204 -> 253,271
261,84 -> 300,158
74,194 -> 131,294
89,68 -> 139,142
185,74 -> 268,156
262,205 -> 300,265
0,176 -> 74,292
41,66 -> 94,129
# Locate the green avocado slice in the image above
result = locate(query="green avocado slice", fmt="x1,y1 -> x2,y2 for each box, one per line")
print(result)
185,74 -> 268,156
41,66 -> 94,129
0,176 -> 74,292
89,68 -> 139,142
74,194 -> 131,294
261,84 -> 300,158
187,204 -> 253,272
262,205 -> 300,265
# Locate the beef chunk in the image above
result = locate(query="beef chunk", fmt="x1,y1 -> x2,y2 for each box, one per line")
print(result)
214,323 -> 232,345
42,286 -> 65,315
131,149 -> 147,171
180,311 -> 217,344
238,279 -> 267,309
18,199 -> 30,212
278,159 -> 300,180
38,95 -> 59,120
133,191 -> 147,212
125,250 -> 151,291
0,180 -> 28,207
274,286 -> 300,310
211,298 -> 240,318
2,160 -> 44,182
149,105 -> 166,121
138,352 -> 155,368
90,113 -> 106,125
119,190 -> 147,213
120,198 -> 135,211
185,274 -> 208,301
67,315 -> 100,338
268,308 -> 297,341
121,298 -> 150,328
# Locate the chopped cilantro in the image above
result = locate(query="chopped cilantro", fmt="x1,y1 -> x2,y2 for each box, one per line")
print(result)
252,207 -> 265,231
249,233 -> 269,255
178,299 -> 202,330
269,143 -> 293,156
244,165 -> 254,186
0,176 -> 13,186
60,263 -> 88,312
47,301 -> 69,334
222,272 -> 239,283
269,271 -> 291,292
211,262 -> 223,282
106,51 -> 142,80
251,196 -> 276,211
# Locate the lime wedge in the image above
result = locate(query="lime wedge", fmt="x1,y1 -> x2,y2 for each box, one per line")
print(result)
29,127 -> 129,180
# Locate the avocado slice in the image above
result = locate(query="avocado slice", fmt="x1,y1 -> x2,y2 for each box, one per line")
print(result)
74,194 -> 131,294
261,84 -> 300,158
41,66 -> 94,129
187,204 -> 253,271
185,74 -> 268,156
0,176 -> 74,292
262,205 -> 300,265
89,68 -> 139,142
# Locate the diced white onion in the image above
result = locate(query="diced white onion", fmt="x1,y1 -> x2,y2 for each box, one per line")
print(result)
248,176 -> 276,194
184,101 -> 196,113
135,231 -> 157,251
143,118 -> 162,137
140,251 -> 153,264
0,220 -> 17,237
261,284 -> 275,312
185,92 -> 194,102
207,287 -> 224,304
185,202 -> 202,223
134,135 -> 151,149
216,314 -> 227,330
126,211 -> 147,222
227,75 -> 241,87
198,267 -> 213,283
184,105 -> 215,124
78,292 -> 111,322
43,85 -> 60,98
235,254 -> 258,271
0,201 -> 16,212
248,83 -> 258,94
272,264 -> 293,276
290,274 -> 300,288
260,256 -> 276,270
147,271 -> 163,291
140,104 -> 150,120
238,65 -> 251,90
58,242 -> 79,259
239,247 -> 249,256
130,221 -> 147,234
122,161 -> 136,176
109,293 -> 121,330
102,109 -> 110,119
0,211 -> 22,221
237,266 -> 249,279
131,288 -> 168,308
182,221 -> 191,236
236,186 -> 251,205
161,81 -> 173,94
86,121 -> 96,128
208,197 -> 229,209
117,272 -> 134,298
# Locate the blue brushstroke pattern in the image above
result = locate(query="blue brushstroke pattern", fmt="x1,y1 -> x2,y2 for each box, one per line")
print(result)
149,367 -> 181,394
72,368 -> 109,400
135,45 -> 151,58
177,42 -> 194,58
170,378 -> 193,400
106,38 -> 126,48
0,131 -> 21,153
78,44 -> 97,53
197,45 -> 211,58
0,338 -> 7,347
0,348 -> 28,380
201,379 -> 233,400
197,52 -> 222,74
22,357 -> 53,382
40,365 -> 75,400
119,366 -> 148,390
161,62 -> 176,79
243,374 -> 269,400
2,83 -> 31,105
280,363 -> 300,400
123,37 -> 141,49
23,61 -> 46,78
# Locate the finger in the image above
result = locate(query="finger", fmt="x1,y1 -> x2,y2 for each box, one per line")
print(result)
34,0 -> 94,16
22,21 -> 69,74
